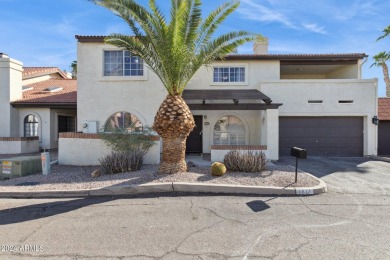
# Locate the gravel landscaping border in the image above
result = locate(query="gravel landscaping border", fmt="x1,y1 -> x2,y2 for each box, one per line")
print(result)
0,163 -> 321,192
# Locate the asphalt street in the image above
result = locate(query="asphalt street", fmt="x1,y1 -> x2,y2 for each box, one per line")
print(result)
0,157 -> 390,259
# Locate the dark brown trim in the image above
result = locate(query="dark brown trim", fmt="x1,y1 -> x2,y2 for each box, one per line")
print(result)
11,103 -> 77,109
223,53 -> 367,61
188,103 -> 282,110
281,60 -> 358,65
75,35 -> 106,42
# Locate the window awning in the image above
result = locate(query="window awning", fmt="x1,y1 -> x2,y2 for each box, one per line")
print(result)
182,89 -> 282,110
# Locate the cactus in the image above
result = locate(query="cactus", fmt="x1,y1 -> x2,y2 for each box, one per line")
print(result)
211,162 -> 227,176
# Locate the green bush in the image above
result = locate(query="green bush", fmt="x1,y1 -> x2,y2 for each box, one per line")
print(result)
98,125 -> 155,174
211,162 -> 227,176
223,150 -> 266,172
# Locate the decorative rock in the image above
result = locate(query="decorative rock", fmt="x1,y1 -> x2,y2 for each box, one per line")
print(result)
187,161 -> 196,169
91,169 -> 101,178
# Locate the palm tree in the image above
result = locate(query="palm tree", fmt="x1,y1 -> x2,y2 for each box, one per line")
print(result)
371,51 -> 390,97
92,0 -> 258,174
70,60 -> 77,79
377,25 -> 390,41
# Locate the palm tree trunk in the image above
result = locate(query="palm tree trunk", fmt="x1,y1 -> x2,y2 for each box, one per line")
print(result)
382,63 -> 390,97
153,95 -> 195,174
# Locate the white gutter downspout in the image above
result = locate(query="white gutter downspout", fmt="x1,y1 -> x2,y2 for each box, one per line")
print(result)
359,56 -> 368,79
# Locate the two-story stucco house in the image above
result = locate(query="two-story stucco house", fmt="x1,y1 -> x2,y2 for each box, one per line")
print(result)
57,36 -> 378,165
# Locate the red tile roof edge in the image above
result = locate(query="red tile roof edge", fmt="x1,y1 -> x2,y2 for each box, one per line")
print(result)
378,97 -> 390,121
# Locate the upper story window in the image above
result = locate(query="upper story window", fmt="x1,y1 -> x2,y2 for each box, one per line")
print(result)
104,50 -> 143,77
213,66 -> 245,83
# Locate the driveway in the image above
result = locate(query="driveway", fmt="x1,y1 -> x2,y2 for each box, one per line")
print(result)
277,157 -> 390,195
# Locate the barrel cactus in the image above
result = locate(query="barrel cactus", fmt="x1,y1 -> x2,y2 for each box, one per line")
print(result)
211,162 -> 227,176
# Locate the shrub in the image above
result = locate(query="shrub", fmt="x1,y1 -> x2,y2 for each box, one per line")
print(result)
211,162 -> 227,176
223,150 -> 266,172
98,125 -> 155,174
99,150 -> 144,174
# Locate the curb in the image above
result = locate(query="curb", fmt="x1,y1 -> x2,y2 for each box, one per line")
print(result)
0,175 -> 326,198
369,155 -> 390,163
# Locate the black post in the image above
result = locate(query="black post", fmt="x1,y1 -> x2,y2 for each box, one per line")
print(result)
295,157 -> 298,183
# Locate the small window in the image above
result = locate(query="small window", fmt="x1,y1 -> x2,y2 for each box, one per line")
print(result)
213,66 -> 245,82
24,115 -> 39,137
104,50 -> 143,77
213,115 -> 246,145
308,100 -> 323,104
104,112 -> 143,132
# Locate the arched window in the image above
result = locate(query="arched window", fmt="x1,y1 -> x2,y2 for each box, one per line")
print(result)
24,115 -> 39,137
213,115 -> 246,145
104,112 -> 143,132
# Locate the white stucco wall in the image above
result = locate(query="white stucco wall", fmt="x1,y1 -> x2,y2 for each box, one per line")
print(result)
76,41 -> 377,161
59,138 -> 160,166
261,79 -> 378,156
0,139 -> 39,154
0,57 -> 23,137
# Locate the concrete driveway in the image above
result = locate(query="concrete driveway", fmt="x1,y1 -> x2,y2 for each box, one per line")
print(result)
277,157 -> 390,195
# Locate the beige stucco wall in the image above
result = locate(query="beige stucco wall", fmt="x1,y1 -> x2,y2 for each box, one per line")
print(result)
58,138 -> 160,166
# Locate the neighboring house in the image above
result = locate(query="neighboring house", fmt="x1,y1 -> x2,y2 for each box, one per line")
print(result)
378,98 -> 390,156
0,53 -> 76,154
57,36 -> 378,165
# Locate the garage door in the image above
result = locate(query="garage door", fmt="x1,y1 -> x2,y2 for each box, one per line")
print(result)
378,121 -> 390,156
279,117 -> 363,157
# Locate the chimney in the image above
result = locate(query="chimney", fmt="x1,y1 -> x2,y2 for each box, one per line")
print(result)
0,54 -> 23,137
253,37 -> 269,55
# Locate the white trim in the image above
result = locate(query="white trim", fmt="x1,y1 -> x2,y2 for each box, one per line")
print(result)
100,48 -> 148,81
209,63 -> 249,86
20,111 -> 42,142
210,113 -> 250,146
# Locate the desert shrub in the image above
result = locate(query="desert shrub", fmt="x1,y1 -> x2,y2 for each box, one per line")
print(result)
98,125 -> 155,174
211,162 -> 227,176
223,150 -> 266,172
99,150 -> 144,174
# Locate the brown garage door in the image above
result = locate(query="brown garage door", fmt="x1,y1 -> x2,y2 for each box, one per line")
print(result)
279,117 -> 363,157
378,121 -> 390,156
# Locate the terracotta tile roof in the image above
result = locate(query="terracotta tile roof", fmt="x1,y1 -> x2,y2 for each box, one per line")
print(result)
379,98 -> 390,121
23,67 -> 69,80
74,36 -> 367,60
12,79 -> 76,106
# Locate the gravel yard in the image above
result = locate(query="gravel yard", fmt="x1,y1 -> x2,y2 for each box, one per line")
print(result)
0,163 -> 320,191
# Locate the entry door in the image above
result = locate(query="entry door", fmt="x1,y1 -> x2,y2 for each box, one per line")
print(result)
186,115 -> 203,153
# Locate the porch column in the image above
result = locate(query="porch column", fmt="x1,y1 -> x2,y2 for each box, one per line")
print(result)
264,109 -> 279,160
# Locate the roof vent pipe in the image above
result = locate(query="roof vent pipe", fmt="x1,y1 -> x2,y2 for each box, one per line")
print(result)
253,37 -> 269,55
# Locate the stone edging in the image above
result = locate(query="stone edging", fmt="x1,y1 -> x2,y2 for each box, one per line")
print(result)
0,174 -> 326,198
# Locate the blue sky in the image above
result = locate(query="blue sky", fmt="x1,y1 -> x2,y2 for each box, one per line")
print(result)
0,0 -> 389,96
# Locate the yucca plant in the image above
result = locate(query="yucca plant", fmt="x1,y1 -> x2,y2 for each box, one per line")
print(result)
92,0 -> 258,173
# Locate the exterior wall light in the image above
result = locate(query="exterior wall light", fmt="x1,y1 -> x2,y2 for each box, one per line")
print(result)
372,116 -> 379,125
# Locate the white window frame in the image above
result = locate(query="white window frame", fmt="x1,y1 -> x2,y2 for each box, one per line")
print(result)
213,115 -> 247,145
101,49 -> 148,81
210,63 -> 248,86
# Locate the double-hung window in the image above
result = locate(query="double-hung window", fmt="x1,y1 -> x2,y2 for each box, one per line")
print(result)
213,66 -> 245,83
104,50 -> 143,77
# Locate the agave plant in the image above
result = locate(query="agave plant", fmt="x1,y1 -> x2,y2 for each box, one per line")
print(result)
92,0 -> 258,173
